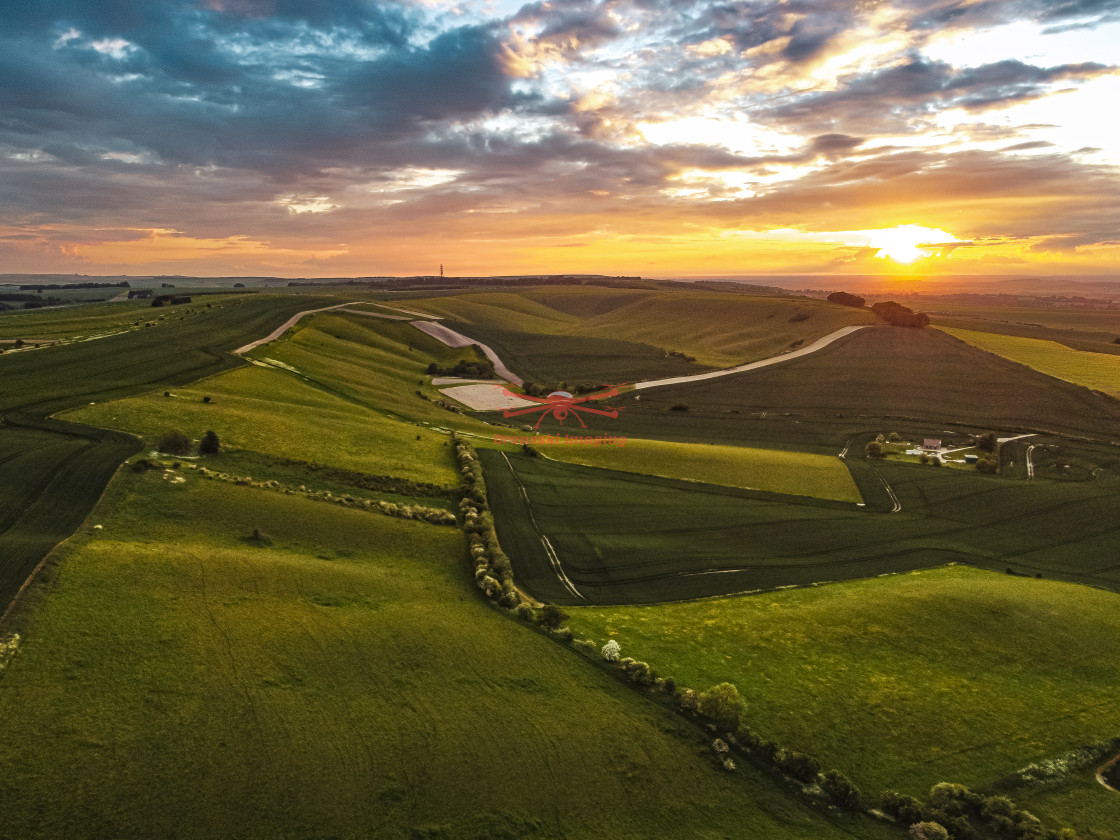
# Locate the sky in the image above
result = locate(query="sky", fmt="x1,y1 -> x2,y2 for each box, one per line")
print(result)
1,0 -> 1119,279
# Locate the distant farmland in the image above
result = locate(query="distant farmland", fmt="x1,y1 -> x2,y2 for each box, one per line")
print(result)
939,326 -> 1120,398
481,447 -> 1120,605
496,326 -> 1120,450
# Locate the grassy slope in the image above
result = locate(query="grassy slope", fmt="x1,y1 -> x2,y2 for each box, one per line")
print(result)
0,294 -> 337,612
939,326 -> 1120,398
924,302 -> 1120,356
0,474 -> 881,840
408,287 -> 874,368
565,566 -> 1120,799
1017,771 -> 1120,840
66,313 -> 506,486
538,438 -> 862,503
527,327 -> 1120,450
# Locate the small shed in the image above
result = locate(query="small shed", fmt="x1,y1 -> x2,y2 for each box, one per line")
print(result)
923,438 -> 942,451
964,454 -> 979,464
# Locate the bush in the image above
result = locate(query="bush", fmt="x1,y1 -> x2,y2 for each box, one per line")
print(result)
513,603 -> 535,621
536,603 -> 568,631
775,749 -> 821,784
679,689 -> 699,714
670,403 -> 689,412
909,822 -> 950,840
827,291 -> 866,308
601,639 -> 621,661
698,682 -> 747,735
879,791 -> 926,825
199,430 -> 221,455
871,300 -> 930,328
820,770 -> 864,811
157,429 -> 192,455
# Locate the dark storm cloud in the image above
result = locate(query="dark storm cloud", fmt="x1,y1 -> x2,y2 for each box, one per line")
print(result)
0,3 -> 522,180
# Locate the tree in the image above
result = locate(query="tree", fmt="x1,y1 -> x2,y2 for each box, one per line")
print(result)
871,300 -> 930,328
976,432 -> 997,452
199,430 -> 221,455
537,603 -> 568,631
821,769 -> 864,810
699,682 -> 748,734
866,441 -> 884,458
909,823 -> 950,840
157,429 -> 192,455
827,291 -> 866,308
601,639 -> 621,661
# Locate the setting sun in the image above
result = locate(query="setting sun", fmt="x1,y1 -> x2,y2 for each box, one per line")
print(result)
866,225 -> 961,264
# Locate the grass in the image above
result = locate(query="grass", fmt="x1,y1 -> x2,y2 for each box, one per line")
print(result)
564,565 -> 1120,800
480,446 -> 1120,605
1014,770 -> 1120,840
0,471 -> 886,840
537,437 -> 862,503
66,311 -> 517,488
498,326 -> 1120,451
0,294 -> 337,612
68,364 -> 462,486
408,287 -> 874,368
939,326 -> 1120,398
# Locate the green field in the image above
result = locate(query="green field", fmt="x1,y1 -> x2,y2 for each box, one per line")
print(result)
0,294 -> 337,613
481,446 -> 1120,604
565,565 -> 1120,803
0,470 -> 886,840
939,326 -> 1120,398
923,301 -> 1120,356
67,312 -> 519,487
539,438 -> 862,503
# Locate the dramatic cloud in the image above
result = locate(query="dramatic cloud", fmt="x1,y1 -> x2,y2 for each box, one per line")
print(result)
0,0 -> 1117,276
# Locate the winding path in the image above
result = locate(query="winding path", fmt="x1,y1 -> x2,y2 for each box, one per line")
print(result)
1098,751 -> 1120,794
232,302 -> 355,355
633,325 -> 870,390
411,321 -> 524,385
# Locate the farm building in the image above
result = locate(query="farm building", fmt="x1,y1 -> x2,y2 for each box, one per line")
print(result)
923,438 -> 942,451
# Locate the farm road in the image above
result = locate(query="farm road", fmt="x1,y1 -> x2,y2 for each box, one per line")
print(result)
411,321 -> 524,385
233,302 -> 356,355
421,322 -> 872,401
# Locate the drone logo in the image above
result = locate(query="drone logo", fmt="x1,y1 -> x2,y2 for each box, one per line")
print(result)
501,386 -> 623,428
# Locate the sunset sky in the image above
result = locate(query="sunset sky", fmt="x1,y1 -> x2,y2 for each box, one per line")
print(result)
2,0 -> 1119,278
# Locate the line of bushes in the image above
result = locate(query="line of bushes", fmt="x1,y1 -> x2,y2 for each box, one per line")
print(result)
187,465 -> 456,525
585,637 -> 1083,840
249,455 -> 455,499
452,433 -> 526,610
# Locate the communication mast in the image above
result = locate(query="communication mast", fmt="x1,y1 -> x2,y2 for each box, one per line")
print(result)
440,264 -> 444,278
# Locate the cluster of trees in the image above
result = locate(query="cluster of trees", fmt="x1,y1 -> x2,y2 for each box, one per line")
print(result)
151,295 -> 192,307
879,783 -> 1077,840
156,429 -> 220,456
426,357 -> 496,379
827,291 -> 866,308
871,300 -> 931,328
521,381 -> 603,397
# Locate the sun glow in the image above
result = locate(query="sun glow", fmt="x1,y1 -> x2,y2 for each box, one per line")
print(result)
865,225 -> 961,263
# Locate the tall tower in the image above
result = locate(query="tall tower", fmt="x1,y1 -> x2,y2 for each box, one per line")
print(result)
440,264 -> 444,278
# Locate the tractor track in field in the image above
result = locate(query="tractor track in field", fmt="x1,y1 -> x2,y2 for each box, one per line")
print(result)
500,452 -> 584,601
1097,751 -> 1120,794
